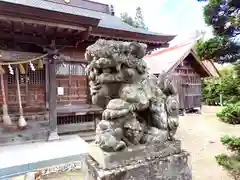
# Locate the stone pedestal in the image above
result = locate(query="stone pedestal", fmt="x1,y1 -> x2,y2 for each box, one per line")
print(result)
84,140 -> 192,180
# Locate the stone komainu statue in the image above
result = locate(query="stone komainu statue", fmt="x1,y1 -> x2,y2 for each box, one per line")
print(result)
85,39 -> 179,152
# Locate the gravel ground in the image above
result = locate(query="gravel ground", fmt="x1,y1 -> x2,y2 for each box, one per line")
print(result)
176,112 -> 240,180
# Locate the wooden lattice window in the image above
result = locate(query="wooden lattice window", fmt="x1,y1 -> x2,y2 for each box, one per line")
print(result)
7,73 -> 16,84
56,63 -> 87,76
27,65 -> 45,84
7,64 -> 45,85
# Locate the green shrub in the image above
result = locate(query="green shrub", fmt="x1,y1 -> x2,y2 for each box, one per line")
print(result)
216,136 -> 240,180
221,135 -> 240,152
216,102 -> 240,124
215,153 -> 240,179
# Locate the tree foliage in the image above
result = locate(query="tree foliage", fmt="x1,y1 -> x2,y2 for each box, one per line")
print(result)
134,7 -> 148,30
120,7 -> 148,30
196,36 -> 229,61
120,12 -> 135,27
196,0 -> 240,63
202,63 -> 240,105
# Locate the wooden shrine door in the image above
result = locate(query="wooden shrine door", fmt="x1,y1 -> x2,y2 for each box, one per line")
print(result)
56,62 -> 88,105
175,65 -> 202,109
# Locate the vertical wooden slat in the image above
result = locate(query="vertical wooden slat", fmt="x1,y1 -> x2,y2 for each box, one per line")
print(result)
25,64 -> 29,105
173,58 -> 203,110
4,73 -> 8,105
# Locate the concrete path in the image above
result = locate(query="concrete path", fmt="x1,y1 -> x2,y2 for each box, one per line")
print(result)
176,113 -> 240,180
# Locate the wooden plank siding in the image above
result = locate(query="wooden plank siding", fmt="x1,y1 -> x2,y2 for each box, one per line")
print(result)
173,58 -> 202,109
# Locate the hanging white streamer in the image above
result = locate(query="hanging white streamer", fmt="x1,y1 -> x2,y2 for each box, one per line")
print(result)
8,64 -> 14,75
29,61 -> 35,71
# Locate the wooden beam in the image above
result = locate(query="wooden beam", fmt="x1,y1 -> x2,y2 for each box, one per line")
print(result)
2,18 -> 11,26
0,30 -> 47,45
0,49 -> 43,61
33,23 -> 37,29
56,27 -> 63,33
67,29 -> 73,34
12,21 -> 22,33
45,25 -> 49,32
0,30 -> 79,47
73,30 -> 81,36
80,26 -> 92,40
20,21 -> 24,30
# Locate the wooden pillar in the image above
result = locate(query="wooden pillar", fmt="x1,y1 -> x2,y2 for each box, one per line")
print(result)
45,60 -> 49,109
86,73 -> 92,105
48,57 -> 59,141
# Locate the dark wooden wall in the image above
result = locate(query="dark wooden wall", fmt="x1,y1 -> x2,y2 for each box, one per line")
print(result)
0,46 -> 100,136
0,47 -> 90,119
173,55 -> 202,109
56,62 -> 88,105
0,64 -> 47,121
6,65 -> 46,110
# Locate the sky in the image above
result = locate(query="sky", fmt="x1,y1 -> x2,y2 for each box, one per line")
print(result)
93,0 -> 212,45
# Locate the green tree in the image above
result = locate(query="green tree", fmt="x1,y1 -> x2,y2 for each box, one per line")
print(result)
134,7 -> 148,30
120,12 -> 135,27
195,0 -> 240,63
120,7 -> 148,30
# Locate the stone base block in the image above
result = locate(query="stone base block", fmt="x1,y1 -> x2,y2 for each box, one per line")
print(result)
88,140 -> 182,170
85,140 -> 192,180
85,151 -> 192,180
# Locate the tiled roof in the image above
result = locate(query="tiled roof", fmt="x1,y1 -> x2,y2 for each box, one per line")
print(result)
1,0 -> 173,37
144,41 -> 196,74
1,0 -> 100,19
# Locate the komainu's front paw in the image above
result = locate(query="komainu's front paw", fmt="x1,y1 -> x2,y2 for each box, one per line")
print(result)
99,138 -> 126,152
168,117 -> 179,130
114,141 -> 127,151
